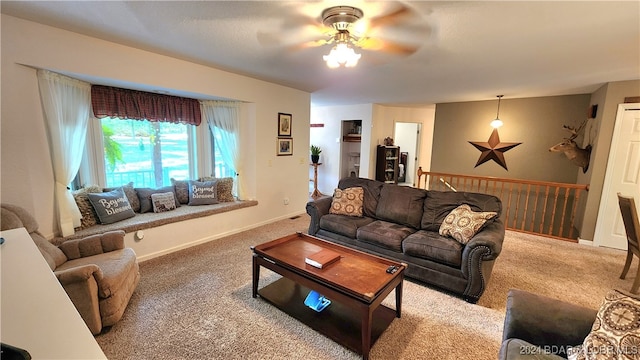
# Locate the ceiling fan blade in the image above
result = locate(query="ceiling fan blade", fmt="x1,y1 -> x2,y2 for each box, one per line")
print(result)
367,4 -> 412,30
288,38 -> 332,51
357,37 -> 418,56
258,23 -> 333,49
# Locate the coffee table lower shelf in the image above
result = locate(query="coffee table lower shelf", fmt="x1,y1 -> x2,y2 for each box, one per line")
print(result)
257,277 -> 397,355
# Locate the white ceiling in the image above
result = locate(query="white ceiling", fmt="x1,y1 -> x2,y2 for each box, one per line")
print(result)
2,1 -> 639,106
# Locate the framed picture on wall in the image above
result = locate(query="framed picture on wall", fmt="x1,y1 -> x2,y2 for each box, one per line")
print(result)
277,137 -> 293,156
278,112 -> 292,137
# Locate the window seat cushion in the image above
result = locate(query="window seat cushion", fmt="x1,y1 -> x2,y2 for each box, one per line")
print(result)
58,200 -> 258,242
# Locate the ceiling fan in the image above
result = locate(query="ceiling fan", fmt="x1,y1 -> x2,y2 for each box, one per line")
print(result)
260,3 -> 425,68
311,5 -> 421,68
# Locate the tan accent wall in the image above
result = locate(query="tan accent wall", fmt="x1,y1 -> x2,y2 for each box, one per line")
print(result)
431,95 -> 591,183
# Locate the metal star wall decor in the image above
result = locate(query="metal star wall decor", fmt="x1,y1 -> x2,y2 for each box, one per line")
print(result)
469,129 -> 521,170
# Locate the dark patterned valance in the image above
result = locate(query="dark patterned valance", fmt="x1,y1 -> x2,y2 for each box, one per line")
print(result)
91,85 -> 201,126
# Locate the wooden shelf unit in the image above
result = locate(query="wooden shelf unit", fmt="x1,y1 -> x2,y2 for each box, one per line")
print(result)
376,145 -> 400,184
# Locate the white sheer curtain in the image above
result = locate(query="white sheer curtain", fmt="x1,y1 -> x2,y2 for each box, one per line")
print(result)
37,69 -> 92,236
200,100 -> 244,199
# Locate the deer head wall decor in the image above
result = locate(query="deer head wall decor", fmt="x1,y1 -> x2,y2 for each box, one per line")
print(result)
549,119 -> 592,173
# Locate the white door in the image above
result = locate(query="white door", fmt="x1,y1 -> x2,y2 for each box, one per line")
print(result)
594,104 -> 640,249
394,122 -> 421,186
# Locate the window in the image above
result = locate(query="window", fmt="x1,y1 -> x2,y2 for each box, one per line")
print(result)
102,118 -> 194,188
76,85 -> 241,199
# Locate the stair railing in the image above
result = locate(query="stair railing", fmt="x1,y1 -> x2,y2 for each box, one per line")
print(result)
416,167 -> 589,242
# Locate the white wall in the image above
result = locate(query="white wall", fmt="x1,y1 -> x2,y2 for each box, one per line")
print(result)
1,15 -> 310,257
310,104 -> 373,194
310,103 -> 435,191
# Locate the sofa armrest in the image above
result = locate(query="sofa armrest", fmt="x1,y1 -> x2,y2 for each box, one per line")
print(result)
459,219 -> 505,302
55,264 -> 104,284
463,219 -> 505,261
502,289 -> 597,354
55,265 -> 104,335
306,196 -> 333,235
58,230 -> 125,260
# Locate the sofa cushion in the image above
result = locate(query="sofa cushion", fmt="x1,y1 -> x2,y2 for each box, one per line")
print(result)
376,185 -> 427,229
403,230 -> 463,267
57,248 -> 138,299
571,289 -> 640,360
357,220 -> 416,252
188,180 -> 219,205
319,214 -> 375,239
439,204 -> 498,244
87,188 -> 136,224
330,187 -> 364,217
136,186 -> 180,213
421,191 -> 502,231
59,231 -> 125,260
338,177 -> 384,218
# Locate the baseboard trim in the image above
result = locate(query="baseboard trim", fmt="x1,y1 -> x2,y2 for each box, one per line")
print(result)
136,211 -> 306,262
578,237 -> 594,246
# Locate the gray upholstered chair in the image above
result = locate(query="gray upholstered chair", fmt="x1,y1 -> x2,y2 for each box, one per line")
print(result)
0,203 -> 140,335
618,193 -> 640,294
499,289 -> 597,359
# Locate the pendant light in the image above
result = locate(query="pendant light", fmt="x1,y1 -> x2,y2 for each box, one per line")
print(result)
490,95 -> 504,128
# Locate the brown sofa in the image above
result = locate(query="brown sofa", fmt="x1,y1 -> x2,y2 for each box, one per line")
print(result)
306,177 -> 505,303
1,204 -> 140,334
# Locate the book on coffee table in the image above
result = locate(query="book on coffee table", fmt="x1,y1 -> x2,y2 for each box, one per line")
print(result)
305,248 -> 341,269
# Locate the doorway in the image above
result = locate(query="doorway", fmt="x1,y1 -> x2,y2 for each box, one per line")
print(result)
394,122 -> 421,186
340,120 -> 363,179
594,104 -> 640,249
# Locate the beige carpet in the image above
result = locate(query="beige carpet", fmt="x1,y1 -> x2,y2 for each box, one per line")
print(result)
95,214 -> 631,359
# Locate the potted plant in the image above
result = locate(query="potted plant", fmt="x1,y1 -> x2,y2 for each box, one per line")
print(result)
310,145 -> 322,164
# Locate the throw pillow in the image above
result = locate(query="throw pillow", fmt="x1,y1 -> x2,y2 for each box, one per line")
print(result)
200,176 -> 235,202
171,178 -> 189,204
151,192 -> 178,213
188,180 -> 219,205
216,177 -> 234,202
136,186 -> 180,213
571,289 -> 640,360
329,187 -> 364,217
103,182 -> 140,213
439,204 -> 497,244
72,185 -> 103,229
87,187 -> 136,224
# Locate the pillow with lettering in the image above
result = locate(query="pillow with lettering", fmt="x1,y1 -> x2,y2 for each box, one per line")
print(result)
151,192 -> 178,213
87,187 -> 135,224
188,180 -> 219,205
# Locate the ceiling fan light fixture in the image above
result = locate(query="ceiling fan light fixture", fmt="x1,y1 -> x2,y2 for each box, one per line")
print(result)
321,5 -> 364,68
322,6 -> 363,30
323,42 -> 361,68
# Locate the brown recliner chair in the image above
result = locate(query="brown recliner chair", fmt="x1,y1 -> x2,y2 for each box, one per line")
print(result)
1,203 -> 140,335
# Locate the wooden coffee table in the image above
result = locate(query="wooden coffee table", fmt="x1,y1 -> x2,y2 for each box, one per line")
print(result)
252,232 -> 405,360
